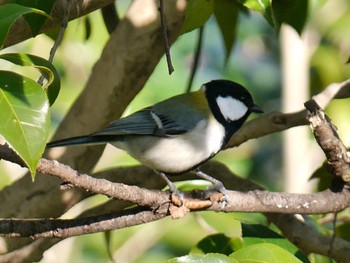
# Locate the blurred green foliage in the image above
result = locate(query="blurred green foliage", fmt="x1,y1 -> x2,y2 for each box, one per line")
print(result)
1,0 -> 350,262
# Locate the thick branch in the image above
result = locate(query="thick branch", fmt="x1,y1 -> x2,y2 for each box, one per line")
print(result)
272,214 -> 350,262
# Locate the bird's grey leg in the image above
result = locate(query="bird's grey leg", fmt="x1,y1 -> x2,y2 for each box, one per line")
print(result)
192,168 -> 226,193
157,171 -> 178,193
156,171 -> 184,204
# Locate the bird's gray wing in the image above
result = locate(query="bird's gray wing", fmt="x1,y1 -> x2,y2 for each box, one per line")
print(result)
92,107 -> 159,136
93,92 -> 208,137
151,91 -> 209,135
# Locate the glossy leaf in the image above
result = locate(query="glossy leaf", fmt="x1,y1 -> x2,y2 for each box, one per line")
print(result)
0,3 -> 49,49
237,0 -> 273,26
0,71 -> 50,179
230,243 -> 303,263
190,234 -> 235,256
272,0 -> 308,34
242,224 -> 310,262
0,53 -> 61,105
214,0 -> 239,63
238,0 -> 308,34
180,0 -> 214,34
198,213 -> 242,238
10,0 -> 54,36
169,253 -> 236,263
238,0 -> 271,12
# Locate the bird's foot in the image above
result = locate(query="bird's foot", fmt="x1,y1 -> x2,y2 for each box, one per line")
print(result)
156,171 -> 184,206
192,168 -> 228,206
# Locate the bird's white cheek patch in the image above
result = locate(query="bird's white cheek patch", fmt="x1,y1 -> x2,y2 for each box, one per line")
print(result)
216,96 -> 248,121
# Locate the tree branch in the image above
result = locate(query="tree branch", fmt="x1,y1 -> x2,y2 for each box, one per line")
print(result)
271,213 -> 350,262
228,79 -> 350,148
305,99 -> 350,182
0,207 -> 163,239
0,188 -> 349,239
1,144 -> 350,237
0,238 -> 61,263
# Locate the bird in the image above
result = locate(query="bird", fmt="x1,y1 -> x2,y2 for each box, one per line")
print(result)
47,79 -> 263,194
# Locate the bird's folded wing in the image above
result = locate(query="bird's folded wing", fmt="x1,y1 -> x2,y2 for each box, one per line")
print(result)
92,101 -> 207,137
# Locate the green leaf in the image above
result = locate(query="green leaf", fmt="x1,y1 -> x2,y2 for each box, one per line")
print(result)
309,162 -> 333,191
104,231 -> 114,262
214,0 -> 239,64
242,224 -> 310,263
336,223 -> 350,242
0,53 -> 61,105
0,3 -> 49,49
242,223 -> 281,238
237,0 -> 273,26
0,71 -> 50,179
238,0 -> 271,12
9,0 -> 54,36
197,213 -> 242,238
180,0 -> 214,34
169,253 -> 236,263
190,234 -> 236,256
271,0 -> 308,34
230,243 -> 303,263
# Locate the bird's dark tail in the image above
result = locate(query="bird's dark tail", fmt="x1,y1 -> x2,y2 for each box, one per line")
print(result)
46,135 -> 112,148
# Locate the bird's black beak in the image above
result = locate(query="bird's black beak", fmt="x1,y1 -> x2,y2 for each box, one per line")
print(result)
251,104 -> 264,113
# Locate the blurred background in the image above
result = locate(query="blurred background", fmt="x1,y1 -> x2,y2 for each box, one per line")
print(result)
1,0 -> 350,262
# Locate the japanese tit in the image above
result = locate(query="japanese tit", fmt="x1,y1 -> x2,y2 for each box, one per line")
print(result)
47,80 -> 263,192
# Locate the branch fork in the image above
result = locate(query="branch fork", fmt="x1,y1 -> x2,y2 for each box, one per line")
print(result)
305,99 -> 350,183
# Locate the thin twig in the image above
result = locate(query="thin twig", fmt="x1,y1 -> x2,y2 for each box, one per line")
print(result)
0,207 -> 164,238
38,0 -> 72,85
228,79 -> 350,148
159,0 -> 174,74
186,26 -> 204,92
328,212 -> 338,261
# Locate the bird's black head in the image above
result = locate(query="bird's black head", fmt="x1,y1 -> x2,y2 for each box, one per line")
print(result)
203,79 -> 263,141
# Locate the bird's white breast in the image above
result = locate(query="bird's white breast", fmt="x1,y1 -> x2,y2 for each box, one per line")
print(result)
113,118 -> 226,174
